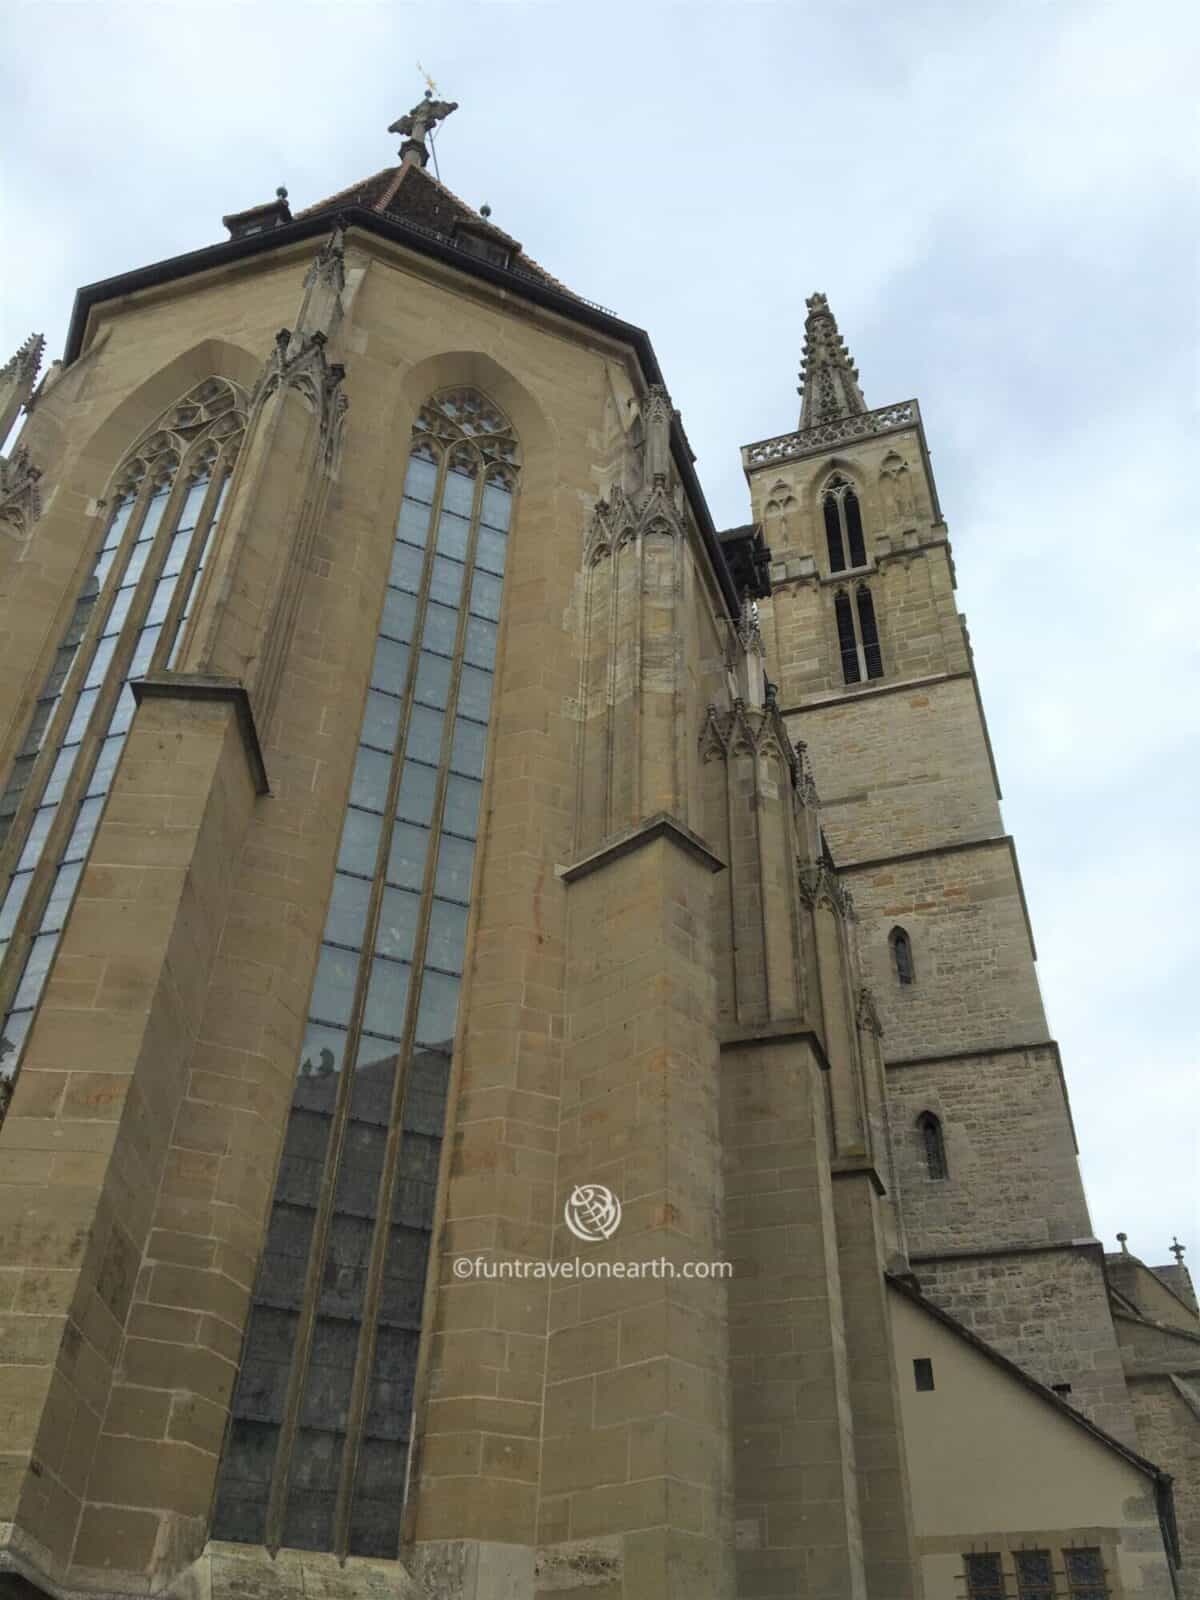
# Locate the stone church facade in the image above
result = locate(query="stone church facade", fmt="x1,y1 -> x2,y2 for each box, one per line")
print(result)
0,99 -> 1195,1600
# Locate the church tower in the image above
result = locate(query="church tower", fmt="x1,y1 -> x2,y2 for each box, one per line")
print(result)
0,97 -> 1190,1600
742,291 -> 1137,1442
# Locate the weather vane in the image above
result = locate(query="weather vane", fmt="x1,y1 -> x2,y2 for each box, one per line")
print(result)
388,69 -> 457,177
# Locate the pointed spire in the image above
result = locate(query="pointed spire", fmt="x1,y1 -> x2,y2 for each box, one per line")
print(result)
797,293 -> 866,429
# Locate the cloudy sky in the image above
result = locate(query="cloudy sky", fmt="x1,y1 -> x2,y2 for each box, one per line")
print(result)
4,1 -> 1196,1262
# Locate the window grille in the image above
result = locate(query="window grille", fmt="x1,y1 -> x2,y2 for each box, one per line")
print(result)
1064,1548 -> 1109,1600
1015,1550 -> 1055,1599
965,1553 -> 1007,1598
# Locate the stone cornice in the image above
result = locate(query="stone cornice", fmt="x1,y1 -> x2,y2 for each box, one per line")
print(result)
557,811 -> 725,884
131,673 -> 270,795
742,399 -> 922,472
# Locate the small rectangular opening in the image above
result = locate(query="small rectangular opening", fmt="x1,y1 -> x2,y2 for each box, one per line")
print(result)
1050,1381 -> 1072,1397
913,1357 -> 934,1391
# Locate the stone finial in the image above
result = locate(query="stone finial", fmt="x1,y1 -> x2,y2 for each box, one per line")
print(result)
1170,1237 -> 1186,1266
388,88 -> 459,169
1,333 -> 45,388
0,333 -> 46,441
1116,1231 -> 1129,1253
797,292 -> 866,430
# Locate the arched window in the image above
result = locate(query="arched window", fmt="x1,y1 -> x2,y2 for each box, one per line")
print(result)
213,387 -> 518,1560
890,925 -> 914,985
834,583 -> 885,685
918,1112 -> 948,1180
822,476 -> 868,573
0,378 -> 245,1096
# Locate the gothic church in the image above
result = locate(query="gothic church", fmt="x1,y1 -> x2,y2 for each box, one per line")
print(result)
0,94 -> 1196,1600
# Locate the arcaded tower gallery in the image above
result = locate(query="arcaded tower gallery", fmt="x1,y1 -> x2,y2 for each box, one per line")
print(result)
0,96 -> 1196,1600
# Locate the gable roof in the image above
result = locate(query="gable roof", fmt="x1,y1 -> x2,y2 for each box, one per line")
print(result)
887,1272 -> 1171,1488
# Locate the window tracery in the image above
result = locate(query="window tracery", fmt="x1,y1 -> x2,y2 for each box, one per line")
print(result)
0,377 -> 246,1110
213,386 -> 517,1558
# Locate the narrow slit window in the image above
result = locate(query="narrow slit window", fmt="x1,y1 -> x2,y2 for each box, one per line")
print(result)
919,1111 -> 948,1181
890,925 -> 914,985
913,1357 -> 934,1391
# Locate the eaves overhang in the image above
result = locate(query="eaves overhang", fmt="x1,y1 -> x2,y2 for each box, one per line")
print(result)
62,204 -> 741,616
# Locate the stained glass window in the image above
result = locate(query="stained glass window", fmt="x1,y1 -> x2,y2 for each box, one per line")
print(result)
0,378 -> 244,1112
213,387 -> 517,1558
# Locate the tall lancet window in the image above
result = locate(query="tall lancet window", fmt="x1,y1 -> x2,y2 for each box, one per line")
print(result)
822,475 -> 867,573
0,379 -> 245,1107
213,388 -> 517,1559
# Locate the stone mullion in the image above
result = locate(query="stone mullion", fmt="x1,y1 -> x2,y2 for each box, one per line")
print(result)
146,456 -> 229,676
571,553 -> 595,856
333,452 -> 493,1555
262,447 -> 443,1551
0,467 -> 187,1024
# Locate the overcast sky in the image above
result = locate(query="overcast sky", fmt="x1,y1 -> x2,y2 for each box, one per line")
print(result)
4,1 -> 1196,1265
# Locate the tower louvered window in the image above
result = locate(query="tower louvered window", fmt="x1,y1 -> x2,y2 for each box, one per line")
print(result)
834,584 -> 884,685
213,387 -> 515,1559
822,476 -> 867,573
0,379 -> 244,1110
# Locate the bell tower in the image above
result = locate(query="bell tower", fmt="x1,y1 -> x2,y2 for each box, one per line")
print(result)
741,293 -> 1138,1446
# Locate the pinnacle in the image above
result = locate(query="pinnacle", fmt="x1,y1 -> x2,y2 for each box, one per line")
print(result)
797,293 -> 866,430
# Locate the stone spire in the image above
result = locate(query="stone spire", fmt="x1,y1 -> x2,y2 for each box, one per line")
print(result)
797,292 -> 866,429
388,88 -> 459,170
0,333 -> 45,441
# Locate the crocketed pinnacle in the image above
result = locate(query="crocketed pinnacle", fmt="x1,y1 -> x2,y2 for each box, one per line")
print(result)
797,293 -> 866,429
0,333 -> 46,387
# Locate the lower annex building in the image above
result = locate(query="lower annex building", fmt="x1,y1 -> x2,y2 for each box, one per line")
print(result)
0,94 -> 1196,1600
